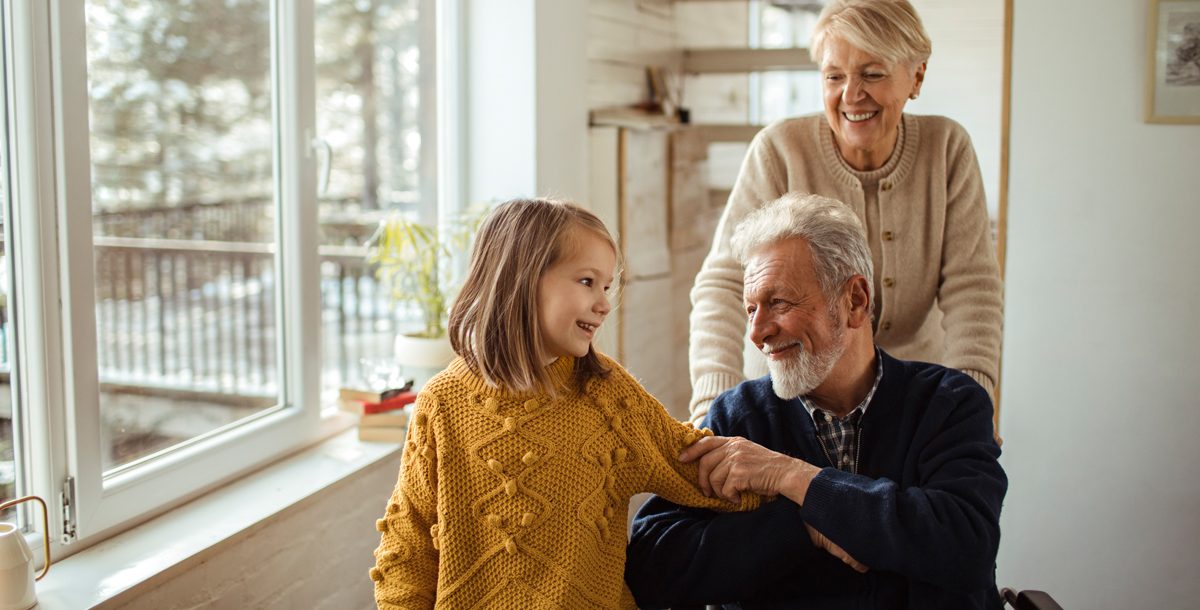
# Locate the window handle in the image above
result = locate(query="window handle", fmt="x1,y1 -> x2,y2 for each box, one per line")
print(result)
312,137 -> 333,195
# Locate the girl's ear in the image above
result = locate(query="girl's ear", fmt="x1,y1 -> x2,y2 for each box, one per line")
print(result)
844,275 -> 871,329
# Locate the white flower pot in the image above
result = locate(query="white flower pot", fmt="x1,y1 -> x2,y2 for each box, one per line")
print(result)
394,333 -> 455,389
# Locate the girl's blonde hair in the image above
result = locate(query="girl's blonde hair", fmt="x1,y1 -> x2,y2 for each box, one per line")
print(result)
448,198 -> 620,394
810,0 -> 932,68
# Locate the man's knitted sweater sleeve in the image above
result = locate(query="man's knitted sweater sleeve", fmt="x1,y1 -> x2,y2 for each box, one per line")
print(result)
371,394 -> 440,610
801,379 -> 1006,592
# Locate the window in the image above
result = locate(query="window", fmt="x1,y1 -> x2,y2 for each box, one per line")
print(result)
0,4 -> 17,527
314,0 -> 437,404
1,0 -> 448,556
751,1 -> 823,124
86,0 -> 281,473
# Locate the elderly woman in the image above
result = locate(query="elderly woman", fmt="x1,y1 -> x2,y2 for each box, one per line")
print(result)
688,0 -> 1003,422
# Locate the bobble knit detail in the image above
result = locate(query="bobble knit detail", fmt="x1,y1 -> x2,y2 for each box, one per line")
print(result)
371,354 -> 760,609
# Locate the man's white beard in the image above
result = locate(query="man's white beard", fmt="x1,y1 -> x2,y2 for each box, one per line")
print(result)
766,325 -> 845,400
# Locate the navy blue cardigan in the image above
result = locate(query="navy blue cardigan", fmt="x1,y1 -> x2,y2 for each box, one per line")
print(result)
625,351 -> 1007,609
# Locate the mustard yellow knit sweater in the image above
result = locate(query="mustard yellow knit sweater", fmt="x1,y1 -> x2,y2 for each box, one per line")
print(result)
370,354 -> 759,609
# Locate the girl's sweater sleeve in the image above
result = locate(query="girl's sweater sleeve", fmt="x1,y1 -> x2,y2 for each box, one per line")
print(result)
688,130 -> 788,423
624,380 -> 760,513
371,394 -> 441,610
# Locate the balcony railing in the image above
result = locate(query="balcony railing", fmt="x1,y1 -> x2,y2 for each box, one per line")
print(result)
93,240 -> 406,400
0,199 -> 410,468
1,198 -> 407,398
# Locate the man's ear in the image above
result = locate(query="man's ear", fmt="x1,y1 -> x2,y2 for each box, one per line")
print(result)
844,276 -> 871,329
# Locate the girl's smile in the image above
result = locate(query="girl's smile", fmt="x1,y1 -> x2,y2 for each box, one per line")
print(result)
536,227 -> 616,364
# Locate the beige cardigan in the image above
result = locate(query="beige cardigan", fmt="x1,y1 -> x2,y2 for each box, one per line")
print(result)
689,113 -> 1003,422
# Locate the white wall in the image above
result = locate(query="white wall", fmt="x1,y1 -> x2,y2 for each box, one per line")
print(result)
465,0 -> 589,203
906,0 -> 1005,217
465,0 -> 535,201
997,1 -> 1200,608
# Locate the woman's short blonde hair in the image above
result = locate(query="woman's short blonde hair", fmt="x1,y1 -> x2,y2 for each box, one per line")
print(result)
810,0 -> 932,67
448,198 -> 619,394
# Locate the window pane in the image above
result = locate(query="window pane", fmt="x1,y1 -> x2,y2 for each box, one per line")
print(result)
758,71 -> 822,123
314,0 -> 433,399
757,2 -> 820,50
86,0 -> 278,473
0,8 -> 16,524
755,3 -> 823,122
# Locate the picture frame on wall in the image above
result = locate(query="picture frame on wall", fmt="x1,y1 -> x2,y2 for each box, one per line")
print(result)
1146,0 -> 1200,123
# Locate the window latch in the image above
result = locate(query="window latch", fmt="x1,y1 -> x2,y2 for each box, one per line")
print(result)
60,476 -> 77,544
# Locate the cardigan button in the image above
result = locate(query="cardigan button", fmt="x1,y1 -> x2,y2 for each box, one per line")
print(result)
882,277 -> 895,288
882,230 -> 894,241
881,181 -> 893,191
882,321 -> 892,331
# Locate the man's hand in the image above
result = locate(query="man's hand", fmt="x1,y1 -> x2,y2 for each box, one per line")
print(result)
679,435 -> 822,505
806,524 -> 869,573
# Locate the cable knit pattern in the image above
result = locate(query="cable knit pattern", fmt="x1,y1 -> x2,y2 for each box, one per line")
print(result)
689,113 -> 1003,422
371,354 -> 760,609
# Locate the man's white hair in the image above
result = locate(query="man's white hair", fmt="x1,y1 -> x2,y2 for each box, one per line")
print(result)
731,193 -> 875,313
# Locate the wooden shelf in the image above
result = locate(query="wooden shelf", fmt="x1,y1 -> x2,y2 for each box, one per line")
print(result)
688,123 -> 764,144
589,106 -> 682,130
682,47 -> 816,73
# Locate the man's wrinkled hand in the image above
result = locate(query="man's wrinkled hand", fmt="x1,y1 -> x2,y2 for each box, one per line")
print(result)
806,524 -> 868,573
679,435 -> 818,503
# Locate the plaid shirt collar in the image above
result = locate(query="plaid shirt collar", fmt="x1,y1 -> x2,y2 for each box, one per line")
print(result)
800,347 -> 883,473
800,347 -> 883,421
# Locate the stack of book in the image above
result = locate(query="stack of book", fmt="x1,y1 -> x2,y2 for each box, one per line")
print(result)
339,386 -> 418,442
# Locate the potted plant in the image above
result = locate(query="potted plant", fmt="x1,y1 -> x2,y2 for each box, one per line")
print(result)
365,210 -> 484,385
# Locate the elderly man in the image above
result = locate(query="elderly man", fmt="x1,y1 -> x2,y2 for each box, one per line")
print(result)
625,194 -> 1007,609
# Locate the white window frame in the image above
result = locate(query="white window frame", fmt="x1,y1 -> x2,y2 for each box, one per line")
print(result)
0,0 -> 451,560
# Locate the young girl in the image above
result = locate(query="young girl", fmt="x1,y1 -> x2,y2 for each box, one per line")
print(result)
370,198 -> 759,609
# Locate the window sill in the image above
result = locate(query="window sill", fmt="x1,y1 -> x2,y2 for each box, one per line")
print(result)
33,428 -> 402,609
